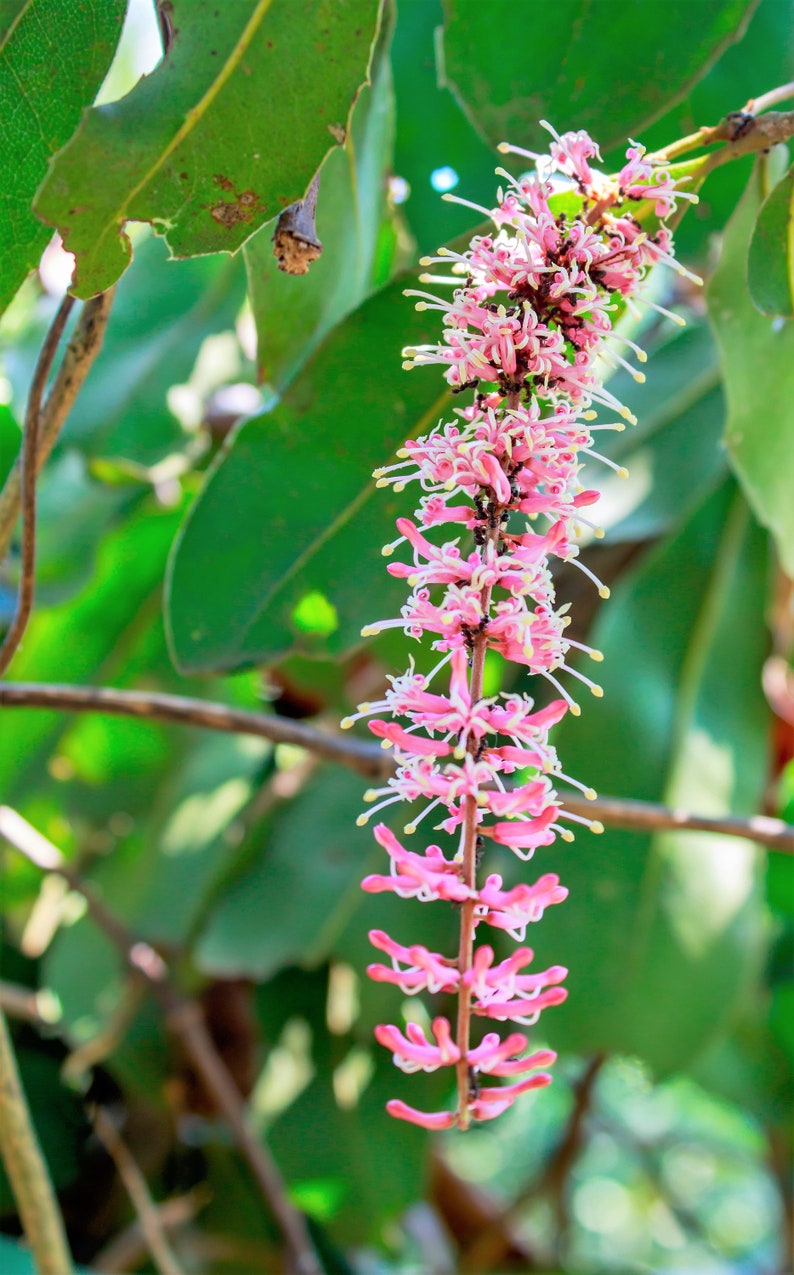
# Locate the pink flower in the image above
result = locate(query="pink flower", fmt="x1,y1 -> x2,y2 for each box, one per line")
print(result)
348,124 -> 685,1129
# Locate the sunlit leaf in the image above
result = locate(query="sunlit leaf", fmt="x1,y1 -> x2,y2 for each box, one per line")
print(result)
165,272 -> 453,673
0,0 -> 126,315
244,8 -> 396,390
35,0 -> 381,297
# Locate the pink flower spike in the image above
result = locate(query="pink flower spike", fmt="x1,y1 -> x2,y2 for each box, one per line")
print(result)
354,121 -> 680,1126
386,1099 -> 457,1130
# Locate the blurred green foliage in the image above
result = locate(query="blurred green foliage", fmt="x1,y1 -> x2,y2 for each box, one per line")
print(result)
0,1 -> 792,1271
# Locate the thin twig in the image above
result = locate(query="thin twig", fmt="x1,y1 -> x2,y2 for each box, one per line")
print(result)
0,979 -> 60,1027
745,81 -> 794,115
0,290 -> 114,562
650,105 -> 794,165
1,681 -> 792,851
0,805 -> 324,1275
91,1106 -> 185,1275
91,1189 -> 208,1274
0,1007 -> 74,1275
561,793 -> 794,853
0,296 -> 74,676
0,681 -> 385,776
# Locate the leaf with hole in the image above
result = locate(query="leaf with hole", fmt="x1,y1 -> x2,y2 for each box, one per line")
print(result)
35,0 -> 381,297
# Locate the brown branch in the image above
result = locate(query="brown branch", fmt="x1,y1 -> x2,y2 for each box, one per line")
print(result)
0,806 -> 323,1275
651,105 -> 794,167
91,1107 -> 185,1275
0,290 -> 114,563
0,297 -> 74,676
0,980 -> 60,1027
1,679 -> 793,851
0,1007 -> 74,1275
91,1189 -> 208,1274
0,680 -> 386,777
561,793 -> 794,852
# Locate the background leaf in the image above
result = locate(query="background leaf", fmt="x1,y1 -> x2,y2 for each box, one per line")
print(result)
534,482 -> 769,1073
748,161 -> 794,318
34,0 -> 381,297
708,160 -> 794,575
165,274 -> 452,673
439,0 -> 756,153
244,5 -> 397,390
0,0 -> 127,316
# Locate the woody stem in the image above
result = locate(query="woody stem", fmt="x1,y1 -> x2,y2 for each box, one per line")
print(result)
454,609 -> 491,1128
454,391 -> 517,1128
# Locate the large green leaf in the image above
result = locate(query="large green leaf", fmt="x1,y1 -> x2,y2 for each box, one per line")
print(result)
593,320 -> 726,544
0,0 -> 126,316
532,482 -> 769,1074
636,0 -> 794,262
748,162 -> 794,319
196,767 -> 371,979
439,0 -> 756,153
708,163 -> 794,575
35,0 -> 381,297
165,273 -> 452,673
390,0 -> 497,254
244,5 -> 396,390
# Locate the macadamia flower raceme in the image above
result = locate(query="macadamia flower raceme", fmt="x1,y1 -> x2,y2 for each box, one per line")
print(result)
343,125 -> 692,1130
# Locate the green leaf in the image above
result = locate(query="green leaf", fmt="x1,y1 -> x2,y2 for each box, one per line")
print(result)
196,767 -> 371,978
0,498 -> 183,798
390,0 -> 497,254
0,1237 -> 95,1275
536,482 -> 769,1074
748,162 -> 794,318
708,164 -> 794,575
439,0 -> 756,153
165,273 -> 452,673
244,6 -> 396,390
594,320 -> 726,544
0,0 -> 126,316
35,0 -> 381,298
68,234 -> 247,464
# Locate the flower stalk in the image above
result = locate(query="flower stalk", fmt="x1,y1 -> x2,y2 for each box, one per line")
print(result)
346,124 -> 689,1129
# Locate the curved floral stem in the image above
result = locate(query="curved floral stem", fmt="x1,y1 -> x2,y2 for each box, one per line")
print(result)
0,290 -> 113,564
745,81 -> 794,115
0,296 -> 74,677
454,391 -> 518,1129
